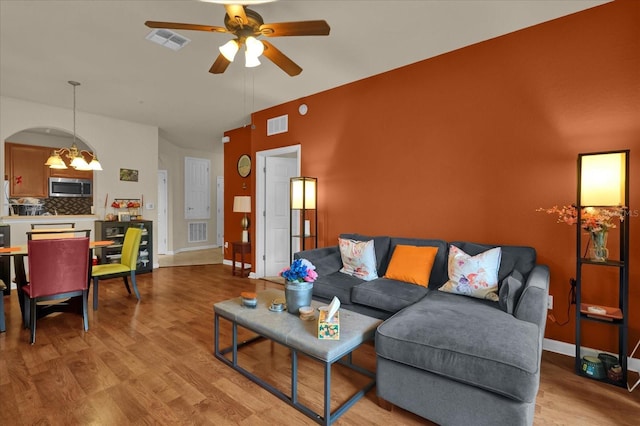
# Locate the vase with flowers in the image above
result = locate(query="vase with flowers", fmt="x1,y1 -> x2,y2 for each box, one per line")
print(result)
279,258 -> 318,314
537,205 -> 625,262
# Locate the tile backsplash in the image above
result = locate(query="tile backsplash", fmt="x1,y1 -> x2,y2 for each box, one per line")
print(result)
42,197 -> 92,215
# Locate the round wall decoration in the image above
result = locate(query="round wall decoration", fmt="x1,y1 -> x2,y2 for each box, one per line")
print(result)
237,154 -> 251,177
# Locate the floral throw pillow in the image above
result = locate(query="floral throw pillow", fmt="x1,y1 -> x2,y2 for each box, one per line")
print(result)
338,238 -> 378,281
438,245 -> 502,301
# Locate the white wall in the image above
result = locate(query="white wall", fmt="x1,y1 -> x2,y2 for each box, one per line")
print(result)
0,95 -> 159,266
158,134 -> 223,253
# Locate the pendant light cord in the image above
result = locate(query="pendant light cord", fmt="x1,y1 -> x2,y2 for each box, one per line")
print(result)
68,81 -> 80,144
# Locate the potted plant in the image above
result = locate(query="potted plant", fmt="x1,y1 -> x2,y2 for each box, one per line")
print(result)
279,258 -> 318,314
538,205 -> 626,261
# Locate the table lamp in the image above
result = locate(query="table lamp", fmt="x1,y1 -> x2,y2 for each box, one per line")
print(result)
233,196 -> 251,243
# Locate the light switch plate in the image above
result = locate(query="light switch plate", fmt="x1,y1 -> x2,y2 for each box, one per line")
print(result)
145,202 -> 155,210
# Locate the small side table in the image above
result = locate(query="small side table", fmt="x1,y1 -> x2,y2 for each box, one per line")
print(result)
231,241 -> 251,277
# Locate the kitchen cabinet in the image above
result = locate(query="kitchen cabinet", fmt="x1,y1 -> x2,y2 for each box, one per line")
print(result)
95,220 -> 153,274
5,142 -> 93,199
4,143 -> 50,198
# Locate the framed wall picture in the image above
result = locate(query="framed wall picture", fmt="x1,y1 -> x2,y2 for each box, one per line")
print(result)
120,168 -> 139,182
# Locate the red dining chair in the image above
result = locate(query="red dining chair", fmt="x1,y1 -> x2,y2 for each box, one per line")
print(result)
24,237 -> 90,344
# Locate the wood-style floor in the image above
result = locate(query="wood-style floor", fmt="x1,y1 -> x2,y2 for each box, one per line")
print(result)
0,264 -> 638,425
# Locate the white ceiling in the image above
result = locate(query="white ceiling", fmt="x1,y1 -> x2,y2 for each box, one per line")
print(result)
0,0 -> 607,153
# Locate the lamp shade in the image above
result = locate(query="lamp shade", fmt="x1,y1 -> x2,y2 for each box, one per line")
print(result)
233,195 -> 251,213
580,152 -> 626,206
245,51 -> 261,68
219,39 -> 239,62
45,152 -> 68,169
291,177 -> 317,209
245,36 -> 264,57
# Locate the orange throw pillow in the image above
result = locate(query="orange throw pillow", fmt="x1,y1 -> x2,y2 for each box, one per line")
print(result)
384,245 -> 438,287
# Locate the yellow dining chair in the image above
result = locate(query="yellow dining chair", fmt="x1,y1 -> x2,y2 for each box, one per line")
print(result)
24,237 -> 90,344
92,227 -> 142,310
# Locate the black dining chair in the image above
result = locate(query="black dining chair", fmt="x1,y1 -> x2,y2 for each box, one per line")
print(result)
23,237 -> 90,344
27,229 -> 90,240
30,222 -> 76,229
0,279 -> 6,333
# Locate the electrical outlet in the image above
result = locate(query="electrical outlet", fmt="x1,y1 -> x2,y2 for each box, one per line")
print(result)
547,295 -> 554,310
224,241 -> 229,248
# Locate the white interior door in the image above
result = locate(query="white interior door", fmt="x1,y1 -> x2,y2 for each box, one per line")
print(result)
157,170 -> 168,254
265,156 -> 297,276
184,157 -> 210,219
255,145 -> 301,278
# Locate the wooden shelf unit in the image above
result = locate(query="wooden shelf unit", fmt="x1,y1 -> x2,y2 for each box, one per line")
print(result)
94,220 -> 152,274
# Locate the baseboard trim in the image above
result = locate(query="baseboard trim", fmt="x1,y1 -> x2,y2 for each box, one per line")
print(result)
222,259 -> 253,269
173,245 -> 219,254
543,338 -> 640,372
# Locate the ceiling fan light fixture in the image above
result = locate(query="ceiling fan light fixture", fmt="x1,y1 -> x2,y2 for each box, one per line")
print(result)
245,51 -> 261,68
219,39 -> 239,61
245,36 -> 264,57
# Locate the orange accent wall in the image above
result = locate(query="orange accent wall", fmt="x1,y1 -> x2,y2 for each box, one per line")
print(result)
223,126 -> 252,261
225,1 -> 640,350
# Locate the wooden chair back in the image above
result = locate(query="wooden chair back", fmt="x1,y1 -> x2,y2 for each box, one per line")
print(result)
27,229 -> 91,240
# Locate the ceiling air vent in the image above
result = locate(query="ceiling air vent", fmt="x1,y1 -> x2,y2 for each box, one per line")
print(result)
145,29 -> 191,51
267,114 -> 288,136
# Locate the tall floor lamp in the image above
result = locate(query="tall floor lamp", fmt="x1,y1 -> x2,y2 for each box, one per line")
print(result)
575,150 -> 630,388
233,196 -> 251,243
290,177 -> 317,261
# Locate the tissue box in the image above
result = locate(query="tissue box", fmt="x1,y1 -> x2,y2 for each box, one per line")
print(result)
317,310 -> 340,340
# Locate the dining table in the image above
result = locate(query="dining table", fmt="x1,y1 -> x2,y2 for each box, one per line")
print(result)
0,239 -> 113,328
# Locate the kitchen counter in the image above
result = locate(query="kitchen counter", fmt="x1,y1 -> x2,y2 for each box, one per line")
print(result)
1,214 -> 98,223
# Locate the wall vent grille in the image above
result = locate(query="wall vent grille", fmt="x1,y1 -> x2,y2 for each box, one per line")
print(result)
267,114 -> 288,136
188,222 -> 207,243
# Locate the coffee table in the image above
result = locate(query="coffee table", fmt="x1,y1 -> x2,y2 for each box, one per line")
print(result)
214,289 -> 382,425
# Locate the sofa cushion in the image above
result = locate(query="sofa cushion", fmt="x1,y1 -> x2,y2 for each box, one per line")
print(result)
376,290 -> 541,403
499,270 -> 525,314
339,234 -> 391,275
389,238 -> 448,288
338,238 -> 378,281
384,245 -> 438,287
311,271 -> 363,304
310,250 -> 344,276
351,278 -> 429,313
451,241 -> 537,281
438,245 -> 501,301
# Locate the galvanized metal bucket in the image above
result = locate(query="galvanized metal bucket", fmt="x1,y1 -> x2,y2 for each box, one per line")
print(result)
285,281 -> 313,314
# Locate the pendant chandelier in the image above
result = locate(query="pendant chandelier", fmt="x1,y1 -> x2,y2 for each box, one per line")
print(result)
45,81 -> 102,171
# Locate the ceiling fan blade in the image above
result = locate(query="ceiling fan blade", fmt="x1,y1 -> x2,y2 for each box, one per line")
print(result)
224,4 -> 248,25
145,21 -> 227,33
209,53 -> 231,74
260,20 -> 330,37
261,40 -> 302,76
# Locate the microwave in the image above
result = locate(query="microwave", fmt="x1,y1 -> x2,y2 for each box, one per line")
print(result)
49,178 -> 92,198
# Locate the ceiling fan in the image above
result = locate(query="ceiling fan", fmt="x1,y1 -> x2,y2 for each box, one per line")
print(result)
145,4 -> 330,76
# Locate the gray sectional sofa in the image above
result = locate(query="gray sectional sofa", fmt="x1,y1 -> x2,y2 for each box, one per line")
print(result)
295,233 -> 550,426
